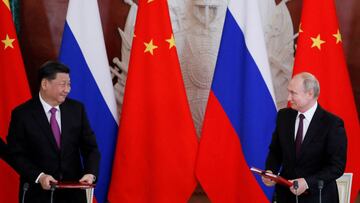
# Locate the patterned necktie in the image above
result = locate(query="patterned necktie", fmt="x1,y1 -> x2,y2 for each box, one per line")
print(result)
50,108 -> 61,148
295,114 -> 305,158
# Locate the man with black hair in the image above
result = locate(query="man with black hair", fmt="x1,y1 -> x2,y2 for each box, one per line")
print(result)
7,61 -> 100,203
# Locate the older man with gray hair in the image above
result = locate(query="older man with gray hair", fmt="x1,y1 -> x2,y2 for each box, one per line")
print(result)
263,72 -> 347,203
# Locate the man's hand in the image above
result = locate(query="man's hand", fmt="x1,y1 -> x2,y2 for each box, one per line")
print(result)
38,174 -> 57,190
79,174 -> 95,184
290,178 -> 308,195
262,170 -> 276,187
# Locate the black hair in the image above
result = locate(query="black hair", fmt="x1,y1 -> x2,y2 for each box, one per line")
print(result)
38,61 -> 70,86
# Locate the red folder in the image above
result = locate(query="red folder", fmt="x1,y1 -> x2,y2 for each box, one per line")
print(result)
53,182 -> 95,189
250,167 -> 293,187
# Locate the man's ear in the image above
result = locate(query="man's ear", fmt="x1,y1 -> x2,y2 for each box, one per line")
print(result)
41,79 -> 47,90
307,89 -> 314,98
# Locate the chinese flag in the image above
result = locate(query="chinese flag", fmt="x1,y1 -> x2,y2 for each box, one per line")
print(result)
0,0 -> 31,202
293,0 -> 360,201
107,0 -> 198,202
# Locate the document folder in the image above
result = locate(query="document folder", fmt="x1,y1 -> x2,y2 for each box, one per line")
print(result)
54,182 -> 95,189
250,167 -> 293,187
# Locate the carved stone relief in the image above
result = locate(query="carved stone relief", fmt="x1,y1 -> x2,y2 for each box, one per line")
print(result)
263,0 -> 295,109
111,0 -> 297,202
112,0 -> 295,127
112,0 -> 227,137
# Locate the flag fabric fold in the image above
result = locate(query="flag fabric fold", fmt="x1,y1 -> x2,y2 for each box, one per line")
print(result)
0,0 -> 31,202
107,0 -> 198,202
59,0 -> 118,202
195,0 -> 277,202
293,0 -> 360,201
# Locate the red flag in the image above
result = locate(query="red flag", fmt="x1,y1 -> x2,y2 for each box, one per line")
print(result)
107,0 -> 198,202
0,0 -> 31,202
293,0 -> 360,202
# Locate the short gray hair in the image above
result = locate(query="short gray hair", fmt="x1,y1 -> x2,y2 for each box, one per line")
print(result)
299,72 -> 320,98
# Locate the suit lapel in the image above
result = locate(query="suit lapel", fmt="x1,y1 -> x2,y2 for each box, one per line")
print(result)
287,110 -> 298,161
31,97 -> 60,151
59,100 -> 71,156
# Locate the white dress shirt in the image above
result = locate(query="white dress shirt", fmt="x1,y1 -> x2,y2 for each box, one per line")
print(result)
39,93 -> 62,132
294,102 -> 318,141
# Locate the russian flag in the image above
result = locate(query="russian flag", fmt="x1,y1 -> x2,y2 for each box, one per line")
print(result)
58,0 -> 118,202
196,0 -> 277,202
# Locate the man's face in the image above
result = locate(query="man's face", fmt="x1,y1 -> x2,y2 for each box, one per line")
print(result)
41,73 -> 71,106
287,76 -> 314,112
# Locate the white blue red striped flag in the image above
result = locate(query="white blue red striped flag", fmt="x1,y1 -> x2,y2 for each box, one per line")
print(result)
59,0 -> 118,202
196,0 -> 277,202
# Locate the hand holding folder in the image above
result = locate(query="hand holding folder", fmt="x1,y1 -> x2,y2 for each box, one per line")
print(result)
250,167 -> 293,187
49,182 -> 96,203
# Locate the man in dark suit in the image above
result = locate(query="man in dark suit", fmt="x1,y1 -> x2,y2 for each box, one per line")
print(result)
263,72 -> 347,203
7,61 -> 100,203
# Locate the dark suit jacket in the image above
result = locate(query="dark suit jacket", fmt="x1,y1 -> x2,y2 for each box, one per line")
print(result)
0,137 -> 6,159
7,97 -> 100,203
266,105 -> 347,203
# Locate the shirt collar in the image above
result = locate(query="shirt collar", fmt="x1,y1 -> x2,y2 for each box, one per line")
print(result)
298,101 -> 317,121
39,93 -> 60,113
